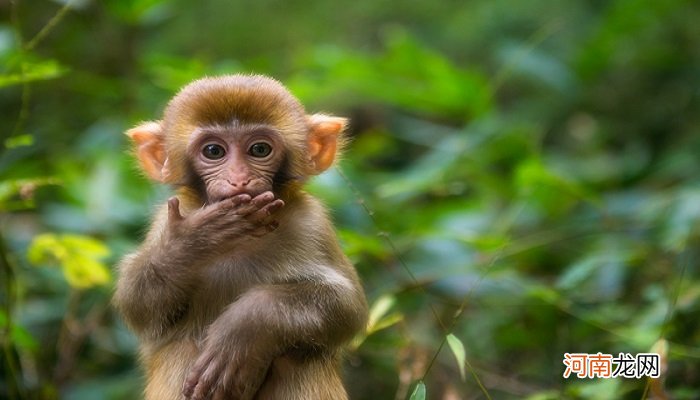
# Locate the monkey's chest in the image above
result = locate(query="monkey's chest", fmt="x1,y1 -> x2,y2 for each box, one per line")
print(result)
188,255 -> 273,323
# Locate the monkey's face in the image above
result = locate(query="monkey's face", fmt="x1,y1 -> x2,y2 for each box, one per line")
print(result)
127,76 -> 346,199
187,123 -> 287,204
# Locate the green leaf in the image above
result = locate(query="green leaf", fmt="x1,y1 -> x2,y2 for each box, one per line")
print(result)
291,29 -> 492,119
514,157 -> 598,215
446,333 -> 467,381
0,60 -> 68,88
367,294 -> 396,332
0,311 -> 38,352
11,323 -> 38,352
457,233 -> 509,251
524,391 -> 560,400
0,177 -> 60,211
662,189 -> 700,252
370,313 -> 403,334
144,53 -> 209,91
556,256 -> 602,291
497,41 -> 575,93
105,0 -> 172,24
337,229 -> 386,259
409,381 -> 426,400
376,134 -> 467,199
527,285 -> 561,304
350,295 -> 403,349
4,134 -> 34,149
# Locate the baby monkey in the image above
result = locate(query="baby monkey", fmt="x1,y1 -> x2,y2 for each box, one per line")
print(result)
114,75 -> 367,400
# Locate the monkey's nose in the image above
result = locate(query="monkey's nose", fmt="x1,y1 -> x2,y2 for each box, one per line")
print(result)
230,178 -> 251,187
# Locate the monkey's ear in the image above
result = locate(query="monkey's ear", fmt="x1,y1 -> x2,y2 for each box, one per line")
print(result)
307,114 -> 347,174
126,121 -> 169,182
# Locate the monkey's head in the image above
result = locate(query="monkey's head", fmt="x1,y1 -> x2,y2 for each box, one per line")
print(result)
126,74 -> 346,203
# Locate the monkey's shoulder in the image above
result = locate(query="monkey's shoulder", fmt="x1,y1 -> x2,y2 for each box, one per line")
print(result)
281,193 -> 336,232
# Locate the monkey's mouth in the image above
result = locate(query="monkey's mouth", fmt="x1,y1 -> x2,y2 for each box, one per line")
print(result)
211,189 -> 264,203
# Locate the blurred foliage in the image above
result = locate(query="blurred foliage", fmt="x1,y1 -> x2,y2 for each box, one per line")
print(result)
27,233 -> 111,289
1,0 -> 699,399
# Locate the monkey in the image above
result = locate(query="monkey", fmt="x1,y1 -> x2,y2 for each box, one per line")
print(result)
113,74 -> 368,400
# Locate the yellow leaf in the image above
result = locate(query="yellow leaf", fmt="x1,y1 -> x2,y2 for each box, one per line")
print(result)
61,234 -> 111,258
63,256 -> 111,288
27,233 -> 63,264
27,233 -> 112,289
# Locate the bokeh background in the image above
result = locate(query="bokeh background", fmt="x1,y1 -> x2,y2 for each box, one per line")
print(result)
1,0 -> 699,399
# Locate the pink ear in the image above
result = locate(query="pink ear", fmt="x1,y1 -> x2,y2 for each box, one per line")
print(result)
126,121 -> 168,182
307,114 -> 347,174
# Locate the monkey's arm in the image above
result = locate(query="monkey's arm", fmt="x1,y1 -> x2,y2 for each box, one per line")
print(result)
113,205 -> 202,339
183,272 -> 367,400
244,275 -> 367,349
114,193 -> 284,339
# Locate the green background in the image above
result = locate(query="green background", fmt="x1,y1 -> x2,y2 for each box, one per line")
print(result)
1,0 -> 699,399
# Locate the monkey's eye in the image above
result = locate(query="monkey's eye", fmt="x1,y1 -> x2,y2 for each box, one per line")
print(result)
248,142 -> 272,158
202,144 -> 226,160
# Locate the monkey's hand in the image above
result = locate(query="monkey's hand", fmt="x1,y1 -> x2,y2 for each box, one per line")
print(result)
182,306 -> 275,400
166,191 -> 284,253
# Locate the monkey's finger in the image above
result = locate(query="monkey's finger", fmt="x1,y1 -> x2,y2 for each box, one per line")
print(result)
183,354 -> 215,398
210,194 -> 252,219
216,363 -> 246,400
205,194 -> 250,215
183,372 -> 202,397
195,195 -> 251,227
168,197 -> 183,222
182,372 -> 198,398
249,199 -> 285,223
230,193 -> 252,206
251,191 -> 275,207
236,363 -> 268,400
235,191 -> 275,216
211,386 -> 226,400
187,361 -> 222,400
262,199 -> 285,215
